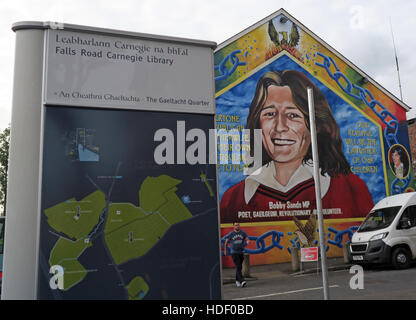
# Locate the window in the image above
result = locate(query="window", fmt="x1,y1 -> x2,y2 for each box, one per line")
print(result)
397,205 -> 416,229
358,206 -> 401,232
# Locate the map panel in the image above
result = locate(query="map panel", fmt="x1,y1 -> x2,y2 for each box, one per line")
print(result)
38,106 -> 221,299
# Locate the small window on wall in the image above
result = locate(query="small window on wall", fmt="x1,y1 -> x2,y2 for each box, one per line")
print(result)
398,205 -> 416,229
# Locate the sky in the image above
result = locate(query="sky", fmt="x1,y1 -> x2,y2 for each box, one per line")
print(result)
0,0 -> 415,131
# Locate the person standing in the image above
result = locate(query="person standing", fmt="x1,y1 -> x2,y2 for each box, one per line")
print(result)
224,221 -> 250,287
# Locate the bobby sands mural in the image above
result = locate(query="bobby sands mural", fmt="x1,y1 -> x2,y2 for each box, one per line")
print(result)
220,70 -> 374,224
215,10 -> 415,265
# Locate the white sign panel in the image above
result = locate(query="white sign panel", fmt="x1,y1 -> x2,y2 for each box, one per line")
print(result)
45,29 -> 215,114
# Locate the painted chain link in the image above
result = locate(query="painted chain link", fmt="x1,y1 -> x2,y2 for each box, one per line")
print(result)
214,50 -> 247,82
221,230 -> 284,255
315,52 -> 410,193
327,226 -> 359,248
222,226 -> 362,255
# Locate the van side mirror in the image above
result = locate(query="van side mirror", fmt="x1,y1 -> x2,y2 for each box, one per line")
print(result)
399,218 -> 412,230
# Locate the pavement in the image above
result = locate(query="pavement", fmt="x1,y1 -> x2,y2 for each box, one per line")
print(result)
222,257 -> 352,284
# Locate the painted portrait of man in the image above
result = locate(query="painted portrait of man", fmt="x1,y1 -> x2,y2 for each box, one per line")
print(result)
220,70 -> 374,223
389,145 -> 410,179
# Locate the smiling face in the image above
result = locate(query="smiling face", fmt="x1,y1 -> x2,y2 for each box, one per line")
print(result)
392,150 -> 401,167
259,85 -> 311,164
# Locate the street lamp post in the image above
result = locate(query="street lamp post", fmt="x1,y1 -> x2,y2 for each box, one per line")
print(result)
307,87 -> 330,300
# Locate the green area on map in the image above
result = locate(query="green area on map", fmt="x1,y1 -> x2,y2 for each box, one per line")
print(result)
104,175 -> 192,265
44,175 -> 193,293
126,276 -> 149,300
49,237 -> 92,290
44,190 -> 106,240
200,173 -> 214,197
139,175 -> 182,212
60,259 -> 89,291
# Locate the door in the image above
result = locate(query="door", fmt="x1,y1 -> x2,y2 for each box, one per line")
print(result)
396,205 -> 416,257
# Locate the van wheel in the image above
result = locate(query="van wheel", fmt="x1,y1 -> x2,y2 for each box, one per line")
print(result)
392,247 -> 411,269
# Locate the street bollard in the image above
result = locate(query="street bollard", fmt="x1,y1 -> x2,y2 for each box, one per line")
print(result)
291,248 -> 300,271
343,242 -> 350,264
242,253 -> 250,277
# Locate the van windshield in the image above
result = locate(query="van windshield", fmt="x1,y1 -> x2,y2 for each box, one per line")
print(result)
358,206 -> 401,233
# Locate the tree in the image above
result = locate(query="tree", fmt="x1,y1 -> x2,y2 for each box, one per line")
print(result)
0,125 -> 10,215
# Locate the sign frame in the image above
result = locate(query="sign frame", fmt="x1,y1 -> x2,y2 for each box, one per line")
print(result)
2,21 -> 221,300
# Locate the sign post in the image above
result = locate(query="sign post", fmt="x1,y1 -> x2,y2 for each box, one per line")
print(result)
307,87 -> 330,300
3,22 -> 221,300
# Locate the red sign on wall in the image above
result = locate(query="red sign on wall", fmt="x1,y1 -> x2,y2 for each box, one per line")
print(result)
301,247 -> 319,262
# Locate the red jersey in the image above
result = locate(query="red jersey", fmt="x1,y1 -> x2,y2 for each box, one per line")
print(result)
220,173 -> 374,223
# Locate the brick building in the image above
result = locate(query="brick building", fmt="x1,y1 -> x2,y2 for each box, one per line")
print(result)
408,118 -> 416,177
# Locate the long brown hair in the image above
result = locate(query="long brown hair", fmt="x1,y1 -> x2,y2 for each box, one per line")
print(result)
247,70 -> 350,177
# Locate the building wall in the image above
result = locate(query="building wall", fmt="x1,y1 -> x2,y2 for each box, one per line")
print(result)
408,119 -> 416,177
215,10 -> 415,266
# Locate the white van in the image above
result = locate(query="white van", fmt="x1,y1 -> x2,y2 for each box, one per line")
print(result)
349,192 -> 416,269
